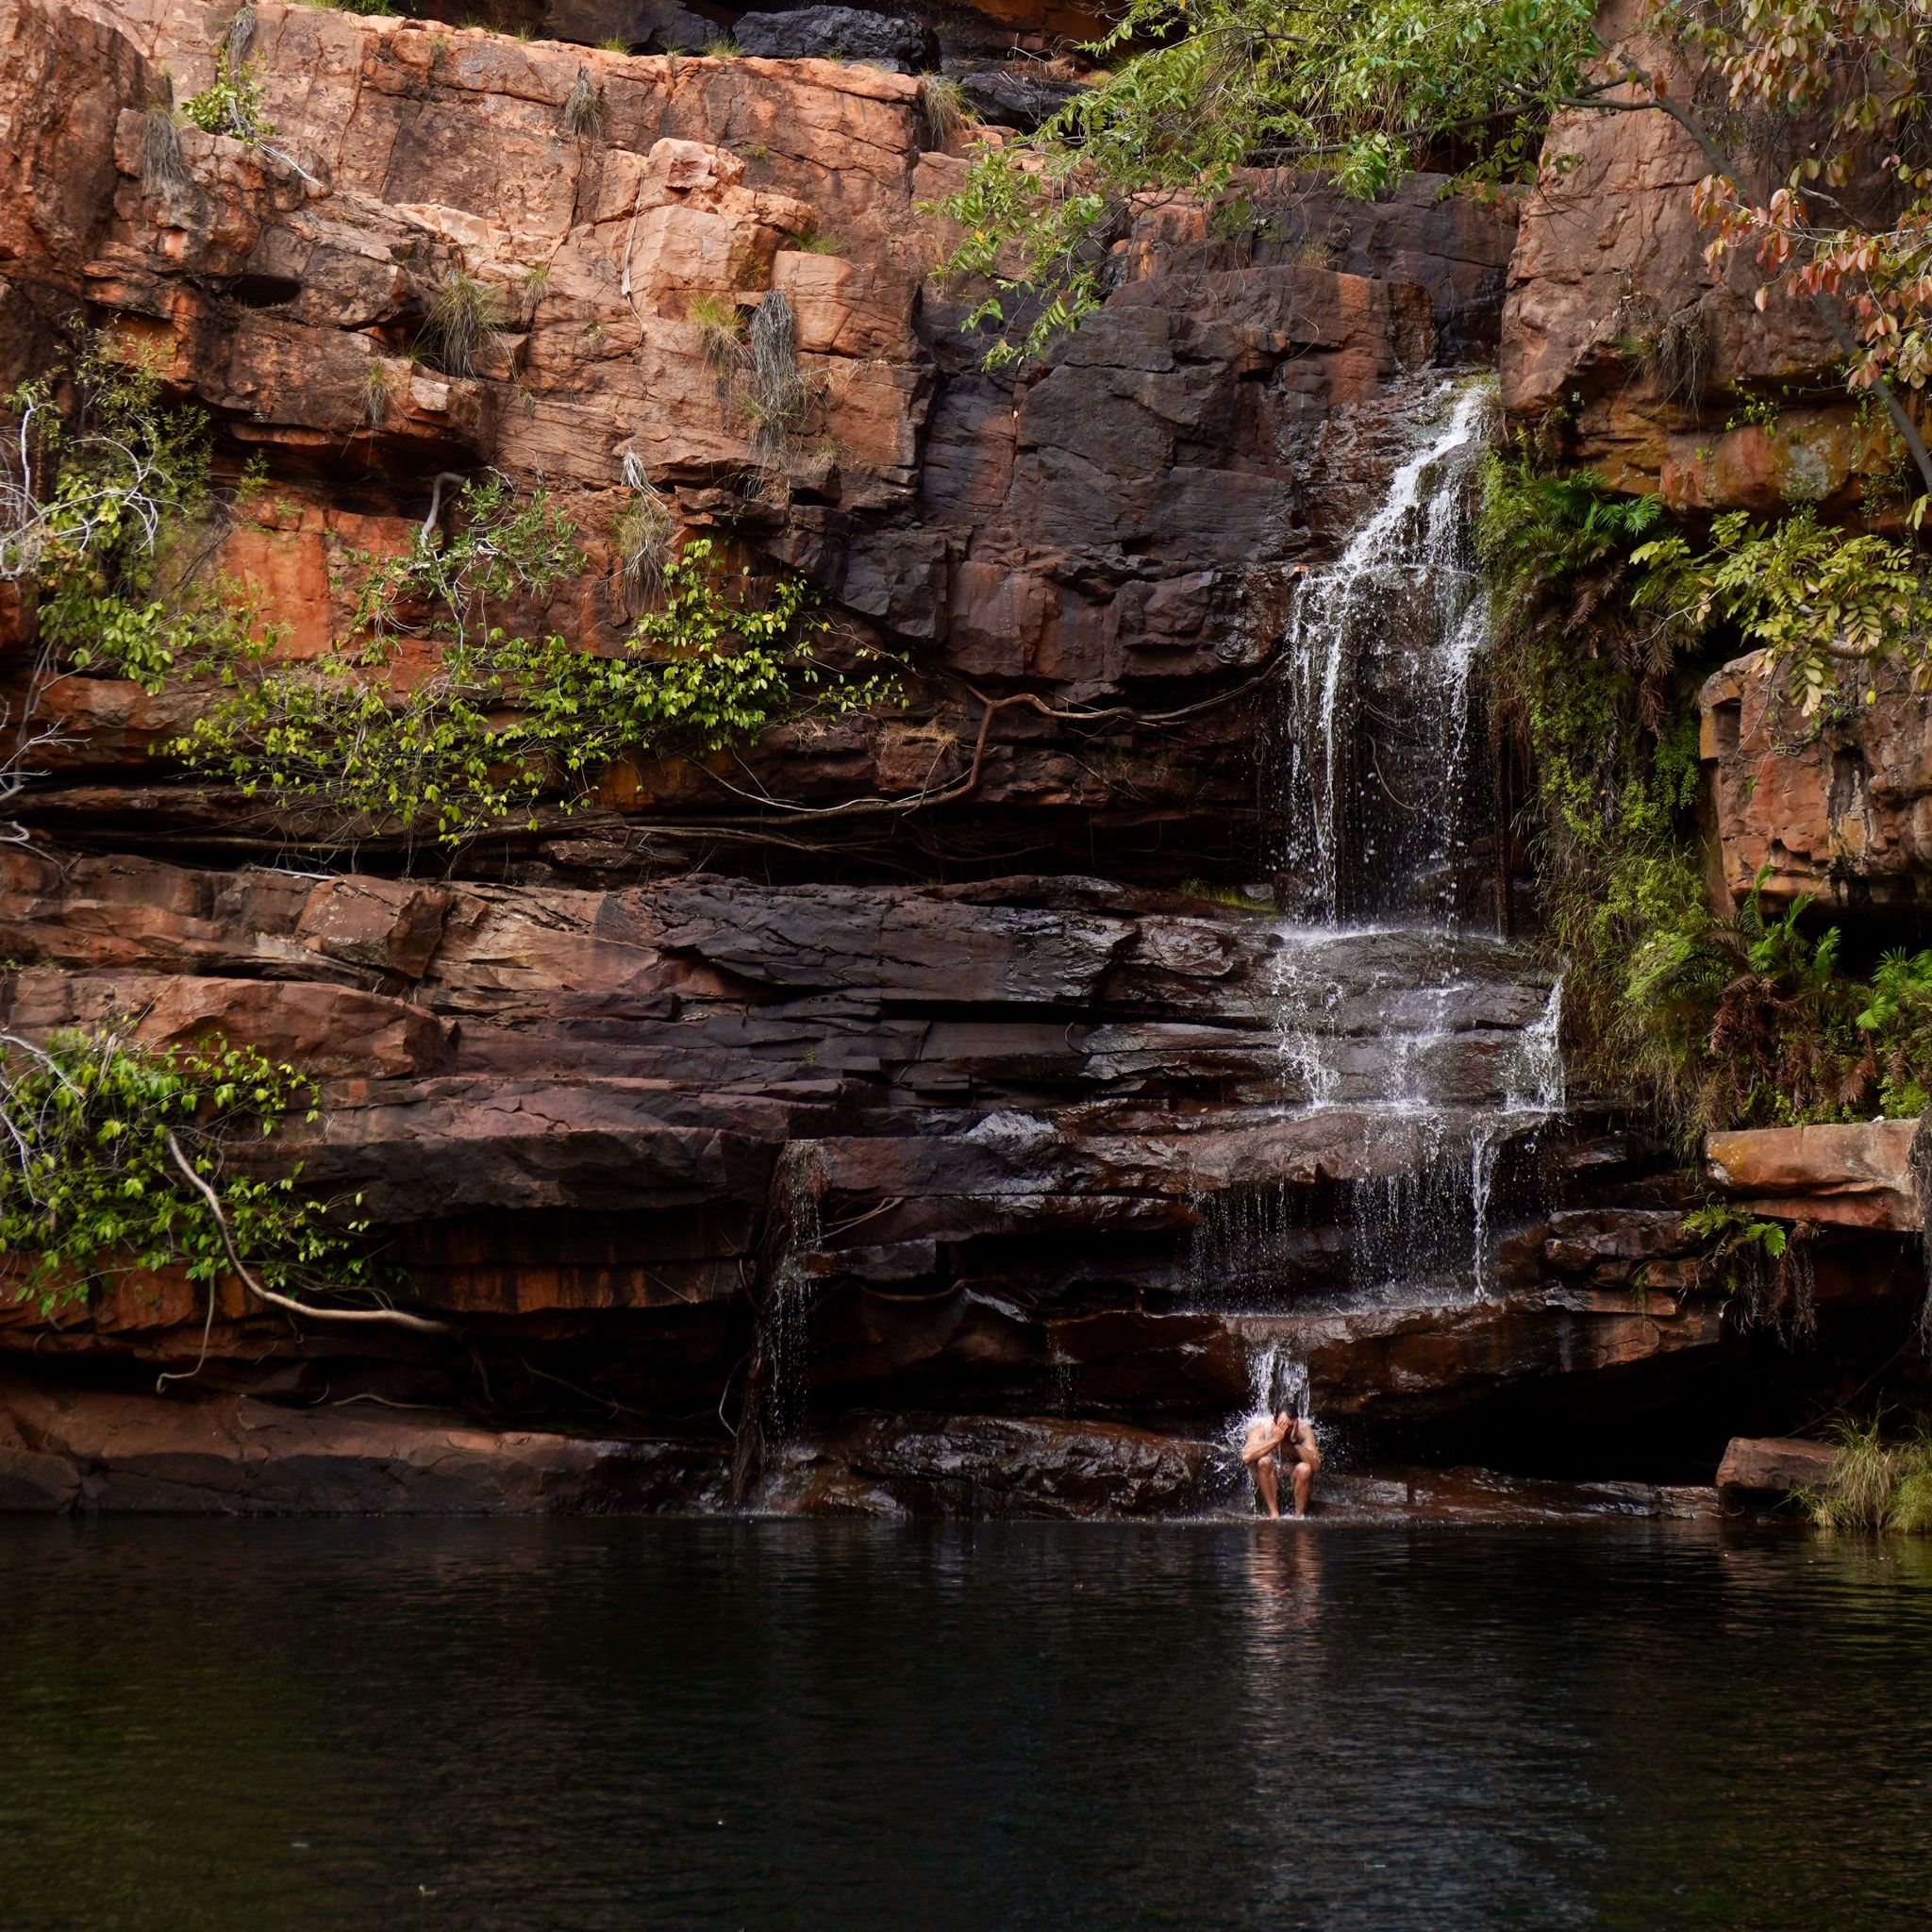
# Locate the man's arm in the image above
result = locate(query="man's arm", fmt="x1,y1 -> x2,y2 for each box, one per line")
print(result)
1241,1421 -> 1288,1465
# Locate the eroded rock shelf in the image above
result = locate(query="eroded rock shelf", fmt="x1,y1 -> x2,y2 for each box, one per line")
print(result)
2,0 -> 1925,1515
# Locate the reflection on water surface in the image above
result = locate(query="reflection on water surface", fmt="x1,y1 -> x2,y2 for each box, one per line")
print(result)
2,1520 -> 1928,1931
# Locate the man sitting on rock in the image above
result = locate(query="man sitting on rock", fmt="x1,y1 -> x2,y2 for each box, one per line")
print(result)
1241,1409 -> 1322,1519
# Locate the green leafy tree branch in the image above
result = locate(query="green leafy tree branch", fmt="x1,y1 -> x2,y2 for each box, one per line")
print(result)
0,1029 -> 384,1324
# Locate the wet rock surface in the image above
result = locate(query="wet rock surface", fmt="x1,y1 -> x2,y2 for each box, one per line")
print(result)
1706,1123 -> 1925,1233
0,1375 -> 1722,1522
1716,1434 -> 1839,1503
1,0 -> 1924,1513
0,1375 -> 725,1513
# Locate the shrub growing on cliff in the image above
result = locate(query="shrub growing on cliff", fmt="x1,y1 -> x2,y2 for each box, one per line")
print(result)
173,479 -> 896,849
1481,456 -> 1932,1131
0,1029 -> 369,1319
141,104 -> 188,198
1,341 -> 275,705
936,0 -> 1598,363
183,42 -> 272,144
613,453 -> 674,608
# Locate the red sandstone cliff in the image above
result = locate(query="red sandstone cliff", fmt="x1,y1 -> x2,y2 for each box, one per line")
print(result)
0,0 -> 1920,1511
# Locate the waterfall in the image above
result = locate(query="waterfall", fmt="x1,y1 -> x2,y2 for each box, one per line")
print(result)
1276,378 -> 1496,924
1227,1340 -> 1312,1454
762,1142 -> 824,1442
1205,371 -> 1565,1353
731,1141 -> 825,1502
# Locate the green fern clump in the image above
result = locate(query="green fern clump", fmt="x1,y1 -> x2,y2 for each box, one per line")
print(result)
1855,948 -> 1932,1116
1477,454 -> 1932,1136
1477,457 -> 1722,1126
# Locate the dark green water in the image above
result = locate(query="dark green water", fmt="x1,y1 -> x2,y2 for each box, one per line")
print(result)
1,1519 -> 1927,1931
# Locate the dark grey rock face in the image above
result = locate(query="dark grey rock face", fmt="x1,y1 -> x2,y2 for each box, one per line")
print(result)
734,7 -> 938,71
956,66 -> 1078,131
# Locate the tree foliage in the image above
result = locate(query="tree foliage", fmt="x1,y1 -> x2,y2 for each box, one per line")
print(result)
1632,506 -> 1932,713
1677,2 -> 1932,396
175,485 -> 896,849
0,1029 -> 369,1316
939,0 -> 1598,363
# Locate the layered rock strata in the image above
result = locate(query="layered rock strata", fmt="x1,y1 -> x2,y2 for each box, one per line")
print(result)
3,0 -> 1921,1512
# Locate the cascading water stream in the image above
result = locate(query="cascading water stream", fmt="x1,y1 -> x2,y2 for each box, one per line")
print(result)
1278,379 -> 1498,925
1219,373 -> 1567,1412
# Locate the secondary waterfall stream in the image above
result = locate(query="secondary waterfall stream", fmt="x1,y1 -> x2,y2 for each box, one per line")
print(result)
1218,372 -> 1566,1433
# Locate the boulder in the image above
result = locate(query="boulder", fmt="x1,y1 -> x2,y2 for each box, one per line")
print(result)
1716,1434 -> 1840,1500
1706,1123 -> 1924,1232
956,65 -> 1078,131
734,7 -> 938,71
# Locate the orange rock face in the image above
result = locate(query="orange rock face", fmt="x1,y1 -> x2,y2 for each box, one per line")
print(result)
1706,1122 -> 1924,1232
1700,652 -> 1932,913
1499,1 -> 1890,516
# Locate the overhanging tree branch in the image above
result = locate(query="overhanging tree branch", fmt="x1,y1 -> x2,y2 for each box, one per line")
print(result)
164,1129 -> 454,1336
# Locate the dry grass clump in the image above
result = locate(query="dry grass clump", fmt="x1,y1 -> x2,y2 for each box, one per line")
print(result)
688,292 -> 747,376
916,74 -> 974,150
419,266 -> 503,377
362,358 -> 393,431
563,69 -> 607,138
613,451 -> 674,608
741,291 -> 811,460
142,106 -> 188,196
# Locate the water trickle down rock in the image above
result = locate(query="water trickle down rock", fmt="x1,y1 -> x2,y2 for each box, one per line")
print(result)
1210,374 -> 1567,1408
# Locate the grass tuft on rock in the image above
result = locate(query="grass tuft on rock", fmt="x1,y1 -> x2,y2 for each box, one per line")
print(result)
142,107 -> 188,196
563,69 -> 607,138
419,266 -> 503,378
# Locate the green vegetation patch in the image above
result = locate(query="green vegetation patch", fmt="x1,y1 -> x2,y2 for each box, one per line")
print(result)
0,1030 -> 369,1318
1478,457 -> 1932,1135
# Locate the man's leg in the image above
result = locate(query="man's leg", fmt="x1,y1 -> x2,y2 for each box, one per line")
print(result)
1253,1456 -> 1280,1519
1290,1457 -> 1313,1518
